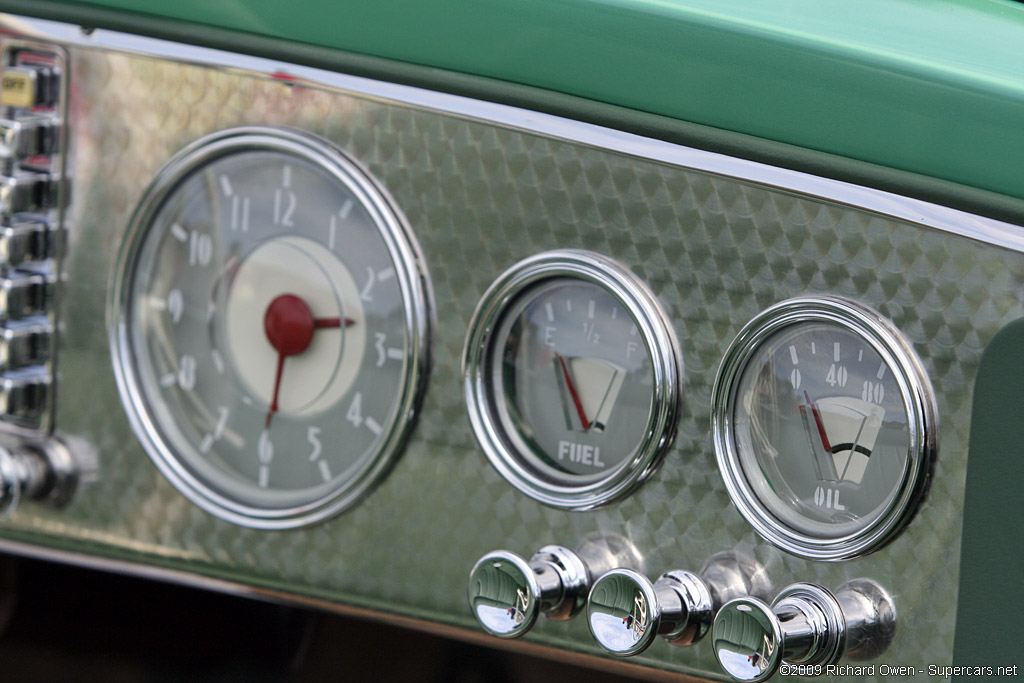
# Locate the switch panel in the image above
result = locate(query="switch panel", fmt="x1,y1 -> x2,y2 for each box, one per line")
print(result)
0,43 -> 66,432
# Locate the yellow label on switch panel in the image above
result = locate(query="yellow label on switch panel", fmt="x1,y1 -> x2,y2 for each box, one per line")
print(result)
1,69 -> 37,109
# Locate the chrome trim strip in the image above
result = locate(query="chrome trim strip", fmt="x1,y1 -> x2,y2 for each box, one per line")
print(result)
4,14 -> 1024,254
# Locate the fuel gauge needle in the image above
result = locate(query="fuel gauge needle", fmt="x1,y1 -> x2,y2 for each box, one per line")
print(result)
556,353 -> 591,431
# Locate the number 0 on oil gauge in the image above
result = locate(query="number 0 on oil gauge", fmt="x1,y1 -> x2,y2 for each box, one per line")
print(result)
463,250 -> 682,509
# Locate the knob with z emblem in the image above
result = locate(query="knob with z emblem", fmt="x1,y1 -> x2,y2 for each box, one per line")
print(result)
468,534 -> 643,638
587,551 -> 770,657
712,579 -> 896,682
468,546 -> 590,638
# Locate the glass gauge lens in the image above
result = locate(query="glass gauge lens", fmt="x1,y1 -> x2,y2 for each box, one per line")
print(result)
735,324 -> 909,536
464,251 -> 682,509
713,298 -> 935,560
495,279 -> 653,481
111,128 -> 431,529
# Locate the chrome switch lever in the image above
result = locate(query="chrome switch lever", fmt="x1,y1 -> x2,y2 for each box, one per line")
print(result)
468,534 -> 642,639
713,579 -> 896,682
587,550 -> 769,657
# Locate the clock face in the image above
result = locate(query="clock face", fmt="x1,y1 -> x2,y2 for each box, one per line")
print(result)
112,127 -> 431,528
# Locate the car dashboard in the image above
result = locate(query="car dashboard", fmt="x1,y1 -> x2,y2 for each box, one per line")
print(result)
0,4 -> 1021,681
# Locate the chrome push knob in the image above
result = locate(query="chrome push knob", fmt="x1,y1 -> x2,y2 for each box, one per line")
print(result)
0,438 -> 79,518
588,568 -> 710,656
468,533 -> 643,639
0,443 -> 46,517
587,550 -> 769,656
713,579 -> 895,682
468,545 -> 591,638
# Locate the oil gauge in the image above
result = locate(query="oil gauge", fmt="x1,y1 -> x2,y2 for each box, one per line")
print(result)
712,297 -> 936,560
463,250 -> 682,509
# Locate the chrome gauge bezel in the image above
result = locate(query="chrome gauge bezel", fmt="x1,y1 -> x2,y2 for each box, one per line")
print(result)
712,296 -> 936,560
463,250 -> 682,509
109,127 -> 432,529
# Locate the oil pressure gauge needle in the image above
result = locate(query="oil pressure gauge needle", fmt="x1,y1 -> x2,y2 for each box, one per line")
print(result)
800,389 -> 841,482
804,390 -> 832,452
263,294 -> 354,428
556,353 -> 591,431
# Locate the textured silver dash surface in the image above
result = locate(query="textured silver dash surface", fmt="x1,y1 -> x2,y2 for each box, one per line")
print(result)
0,43 -> 1019,681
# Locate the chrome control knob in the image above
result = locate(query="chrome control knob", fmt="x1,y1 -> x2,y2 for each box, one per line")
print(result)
0,445 -> 21,517
0,438 -> 80,518
468,545 -> 591,638
713,580 -> 895,682
0,443 -> 45,517
588,568 -> 710,656
587,550 -> 770,656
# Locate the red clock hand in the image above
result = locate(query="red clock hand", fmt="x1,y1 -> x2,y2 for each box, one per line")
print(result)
263,295 -> 354,428
313,317 -> 355,329
266,351 -> 288,429
556,353 -> 591,431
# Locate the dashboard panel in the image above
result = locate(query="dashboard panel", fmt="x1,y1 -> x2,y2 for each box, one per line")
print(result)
0,8 -> 1021,681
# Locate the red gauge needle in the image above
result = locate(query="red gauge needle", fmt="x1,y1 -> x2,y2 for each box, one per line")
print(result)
804,390 -> 832,453
556,353 -> 591,431
263,294 -> 354,428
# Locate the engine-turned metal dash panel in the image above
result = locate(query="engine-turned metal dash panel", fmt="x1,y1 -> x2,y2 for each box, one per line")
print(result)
1,17 -> 1022,681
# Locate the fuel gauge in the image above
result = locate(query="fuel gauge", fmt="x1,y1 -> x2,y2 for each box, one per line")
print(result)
464,251 -> 682,509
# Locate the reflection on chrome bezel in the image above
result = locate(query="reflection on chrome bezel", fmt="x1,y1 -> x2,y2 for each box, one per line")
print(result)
463,250 -> 682,510
711,296 -> 936,560
109,126 -> 433,529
